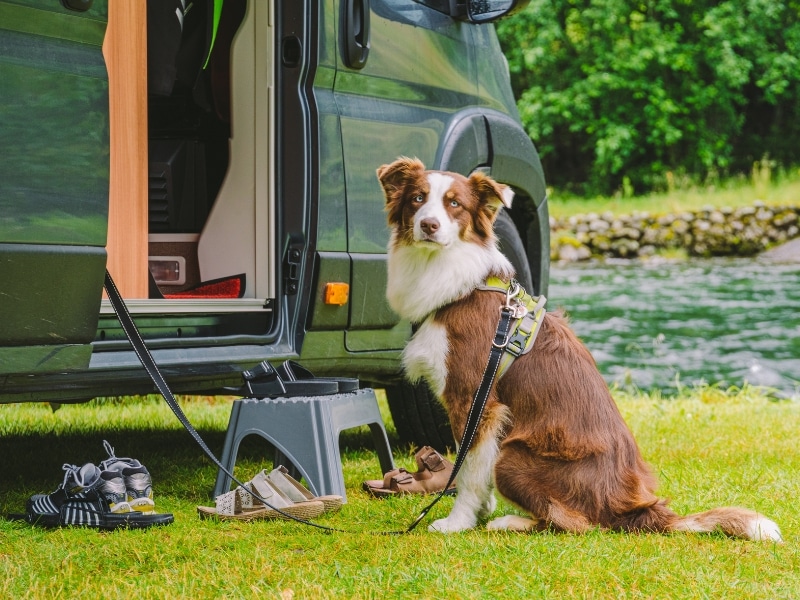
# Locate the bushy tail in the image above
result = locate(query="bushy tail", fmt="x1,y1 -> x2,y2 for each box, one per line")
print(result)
670,507 -> 782,542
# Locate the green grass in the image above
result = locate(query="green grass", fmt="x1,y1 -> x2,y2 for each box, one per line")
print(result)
1,389 -> 798,599
548,167 -> 800,219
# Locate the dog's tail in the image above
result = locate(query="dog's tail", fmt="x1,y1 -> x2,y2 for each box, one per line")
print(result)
668,507 -> 782,542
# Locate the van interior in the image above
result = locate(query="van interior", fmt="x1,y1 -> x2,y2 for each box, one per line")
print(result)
104,0 -> 273,313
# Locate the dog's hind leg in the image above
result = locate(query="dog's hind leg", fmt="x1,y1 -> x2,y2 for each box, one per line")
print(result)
487,500 -> 594,534
493,441 -> 596,534
544,500 -> 596,533
486,514 -> 544,532
429,434 -> 499,533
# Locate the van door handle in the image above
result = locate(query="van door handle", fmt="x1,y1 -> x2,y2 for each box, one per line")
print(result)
341,0 -> 370,69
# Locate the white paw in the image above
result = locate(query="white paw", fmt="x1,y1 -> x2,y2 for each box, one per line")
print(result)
486,514 -> 538,532
428,515 -> 477,533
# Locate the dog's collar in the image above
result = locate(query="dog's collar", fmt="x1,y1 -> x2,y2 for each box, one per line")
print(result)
479,277 -> 547,378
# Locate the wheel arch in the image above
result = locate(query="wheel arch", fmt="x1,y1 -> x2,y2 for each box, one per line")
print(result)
435,109 -> 550,296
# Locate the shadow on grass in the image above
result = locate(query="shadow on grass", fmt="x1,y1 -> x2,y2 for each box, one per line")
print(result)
1,419 -> 399,511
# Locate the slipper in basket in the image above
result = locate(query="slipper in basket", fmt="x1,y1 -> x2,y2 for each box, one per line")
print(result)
362,446 -> 457,497
197,469 -> 324,521
267,465 -> 343,514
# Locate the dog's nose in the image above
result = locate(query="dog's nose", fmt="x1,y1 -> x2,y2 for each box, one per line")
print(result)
420,218 -> 440,235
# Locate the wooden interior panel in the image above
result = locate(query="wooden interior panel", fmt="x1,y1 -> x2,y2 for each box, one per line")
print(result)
103,0 -> 149,298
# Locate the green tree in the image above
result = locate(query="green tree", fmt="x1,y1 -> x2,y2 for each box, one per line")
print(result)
497,0 -> 800,196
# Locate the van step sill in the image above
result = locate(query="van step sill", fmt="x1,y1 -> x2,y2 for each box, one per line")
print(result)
100,298 -> 271,314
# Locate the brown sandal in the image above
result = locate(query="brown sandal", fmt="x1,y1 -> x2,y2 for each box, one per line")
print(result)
362,446 -> 456,497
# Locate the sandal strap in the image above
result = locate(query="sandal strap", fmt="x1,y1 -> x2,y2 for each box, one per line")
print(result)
215,489 -> 242,516
223,470 -> 293,510
267,465 -> 313,503
249,471 -> 294,509
383,468 -> 412,489
415,446 -> 450,473
387,467 -> 451,494
363,448 -> 457,496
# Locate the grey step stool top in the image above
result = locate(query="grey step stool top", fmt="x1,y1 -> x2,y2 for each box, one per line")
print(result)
213,388 -> 395,502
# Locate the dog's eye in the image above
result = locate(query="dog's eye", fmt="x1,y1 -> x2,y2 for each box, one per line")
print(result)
413,194 -> 424,203
449,200 -> 459,208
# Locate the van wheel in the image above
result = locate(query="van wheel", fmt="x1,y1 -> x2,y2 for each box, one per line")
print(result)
384,380 -> 455,451
494,209 -> 534,291
384,212 -> 532,449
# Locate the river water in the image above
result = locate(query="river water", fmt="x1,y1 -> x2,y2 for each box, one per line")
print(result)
548,256 -> 800,398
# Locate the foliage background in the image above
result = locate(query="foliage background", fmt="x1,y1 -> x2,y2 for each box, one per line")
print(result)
497,0 -> 800,196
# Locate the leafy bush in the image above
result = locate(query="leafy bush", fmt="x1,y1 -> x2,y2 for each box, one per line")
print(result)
497,0 -> 800,196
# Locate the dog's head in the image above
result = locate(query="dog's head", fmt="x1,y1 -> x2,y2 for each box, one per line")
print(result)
377,157 -> 513,250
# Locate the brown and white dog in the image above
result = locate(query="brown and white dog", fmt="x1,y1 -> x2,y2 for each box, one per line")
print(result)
377,156 -> 781,541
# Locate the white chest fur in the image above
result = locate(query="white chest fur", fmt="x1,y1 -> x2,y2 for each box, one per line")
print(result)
386,235 -> 514,324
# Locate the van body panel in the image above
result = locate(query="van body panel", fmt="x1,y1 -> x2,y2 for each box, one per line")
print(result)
0,0 -> 548,402
0,1 -> 109,376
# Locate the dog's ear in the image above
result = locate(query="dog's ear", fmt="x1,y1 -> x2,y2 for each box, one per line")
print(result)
468,171 -> 514,219
376,157 -> 426,203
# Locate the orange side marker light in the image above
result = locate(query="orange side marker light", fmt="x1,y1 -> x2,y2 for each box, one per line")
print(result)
324,282 -> 350,305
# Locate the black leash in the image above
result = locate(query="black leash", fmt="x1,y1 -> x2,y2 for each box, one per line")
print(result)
104,270 -> 514,534
404,304 -> 516,531
104,271 -> 344,532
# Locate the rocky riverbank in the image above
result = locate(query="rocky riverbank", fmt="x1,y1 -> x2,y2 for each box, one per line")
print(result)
550,202 -> 800,262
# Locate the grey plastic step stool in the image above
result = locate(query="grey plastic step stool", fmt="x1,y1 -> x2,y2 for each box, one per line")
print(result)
213,388 -> 395,502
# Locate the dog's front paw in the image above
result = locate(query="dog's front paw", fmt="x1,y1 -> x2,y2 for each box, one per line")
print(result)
428,514 -> 477,533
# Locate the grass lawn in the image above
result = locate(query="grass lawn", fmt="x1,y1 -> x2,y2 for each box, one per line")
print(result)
1,389 -> 798,599
548,169 -> 800,219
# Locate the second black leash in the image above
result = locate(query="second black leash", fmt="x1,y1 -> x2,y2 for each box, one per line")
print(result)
104,271 -> 345,533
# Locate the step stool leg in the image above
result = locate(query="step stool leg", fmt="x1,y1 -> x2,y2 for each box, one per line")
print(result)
212,401 -> 244,498
368,421 -> 396,474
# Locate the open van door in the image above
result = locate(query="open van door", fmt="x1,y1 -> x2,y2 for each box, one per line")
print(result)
0,0 -> 110,377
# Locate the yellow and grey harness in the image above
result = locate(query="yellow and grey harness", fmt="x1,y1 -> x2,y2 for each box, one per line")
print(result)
479,277 -> 547,379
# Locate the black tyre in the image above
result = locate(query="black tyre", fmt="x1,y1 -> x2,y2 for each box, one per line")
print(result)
384,379 -> 454,451
494,209 -> 534,291
384,211 -> 533,449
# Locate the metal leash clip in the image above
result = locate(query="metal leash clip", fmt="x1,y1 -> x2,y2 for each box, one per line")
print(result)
503,279 -> 529,319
